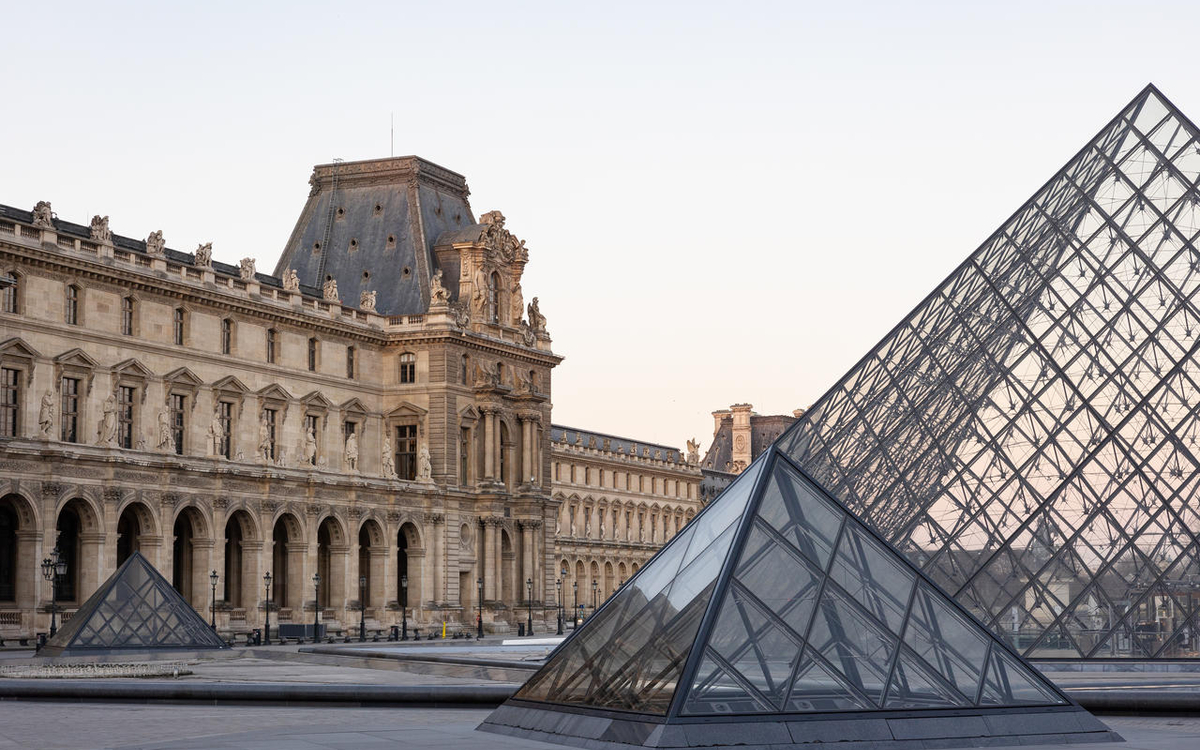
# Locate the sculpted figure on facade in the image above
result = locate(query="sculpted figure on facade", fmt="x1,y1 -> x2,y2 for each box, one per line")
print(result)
528,297 -> 546,333
257,411 -> 271,462
359,290 -> 377,313
429,269 -> 450,306
686,438 -> 700,466
417,444 -> 432,482
322,277 -> 339,302
32,201 -> 54,229
238,257 -> 256,281
39,391 -> 55,438
89,215 -> 112,243
157,410 -> 172,451
144,230 -> 165,256
194,242 -> 213,268
208,412 -> 222,457
283,268 -> 300,292
470,263 -> 489,320
510,280 -> 524,325
303,424 -> 318,466
381,437 -> 396,478
98,394 -> 118,446
344,430 -> 359,471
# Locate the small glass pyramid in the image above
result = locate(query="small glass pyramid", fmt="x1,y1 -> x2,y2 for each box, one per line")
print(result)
482,451 -> 1118,748
39,551 -> 227,656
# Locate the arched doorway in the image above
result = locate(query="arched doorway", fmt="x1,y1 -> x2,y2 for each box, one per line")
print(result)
0,494 -> 34,606
224,510 -> 256,609
358,520 -> 385,609
316,516 -> 346,610
604,561 -> 615,601
55,502 -> 83,603
500,527 -> 515,605
116,502 -> 155,568
397,522 -> 422,610
172,507 -> 207,607
271,513 -> 304,613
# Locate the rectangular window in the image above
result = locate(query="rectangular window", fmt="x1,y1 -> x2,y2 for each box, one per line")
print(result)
460,427 -> 470,483
1,273 -> 16,314
170,393 -> 185,455
399,353 -> 415,384
396,424 -> 417,481
221,319 -> 232,355
308,338 -> 317,372
173,309 -> 185,345
218,401 -> 232,459
60,377 -> 79,443
0,367 -> 18,437
121,297 -> 134,336
264,408 -> 278,461
266,329 -> 276,364
346,346 -> 355,379
117,385 -> 135,449
65,285 -> 79,325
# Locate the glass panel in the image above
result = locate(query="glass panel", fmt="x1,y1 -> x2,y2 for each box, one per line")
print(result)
978,648 -> 1065,706
785,654 -> 873,712
735,524 -> 823,637
806,588 -> 896,706
683,655 -> 773,715
757,460 -> 844,568
883,648 -> 970,708
829,525 -> 915,634
903,583 -> 990,701
705,587 -> 802,710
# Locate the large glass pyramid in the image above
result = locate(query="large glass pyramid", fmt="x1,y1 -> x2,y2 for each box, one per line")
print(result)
780,84 -> 1200,661
481,451 -> 1117,748
40,551 -> 227,656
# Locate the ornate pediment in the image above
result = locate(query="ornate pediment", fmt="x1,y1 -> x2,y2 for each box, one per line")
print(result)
479,211 -> 529,267
112,358 -> 155,381
212,375 -> 251,395
339,397 -> 368,415
0,337 -> 41,361
385,400 -> 427,419
299,390 -> 334,411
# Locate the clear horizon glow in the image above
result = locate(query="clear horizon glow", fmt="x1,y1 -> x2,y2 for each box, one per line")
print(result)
6,0 -> 1200,454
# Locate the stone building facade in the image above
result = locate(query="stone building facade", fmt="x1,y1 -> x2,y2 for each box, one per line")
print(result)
0,156 -> 701,641
550,426 -> 702,620
699,403 -> 803,502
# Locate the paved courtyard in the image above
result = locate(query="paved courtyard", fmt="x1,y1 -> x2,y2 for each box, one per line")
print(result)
0,703 -> 1196,750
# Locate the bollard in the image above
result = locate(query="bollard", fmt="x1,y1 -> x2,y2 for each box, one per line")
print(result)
389,625 -> 399,642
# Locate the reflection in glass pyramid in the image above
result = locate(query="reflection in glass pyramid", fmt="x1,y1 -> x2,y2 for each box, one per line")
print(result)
483,451 -> 1118,748
39,551 -> 227,657
778,85 -> 1200,661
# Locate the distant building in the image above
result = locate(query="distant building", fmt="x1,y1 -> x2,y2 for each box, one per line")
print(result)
699,403 -> 803,502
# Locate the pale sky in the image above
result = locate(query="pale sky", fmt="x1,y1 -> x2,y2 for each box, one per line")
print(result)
5,1 -> 1200,453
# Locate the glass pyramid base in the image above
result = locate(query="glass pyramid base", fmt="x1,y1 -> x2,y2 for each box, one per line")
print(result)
479,702 -> 1119,749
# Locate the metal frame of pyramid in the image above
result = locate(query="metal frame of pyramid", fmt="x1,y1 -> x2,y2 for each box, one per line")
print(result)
39,551 -> 227,657
776,84 -> 1200,662
480,450 -> 1118,749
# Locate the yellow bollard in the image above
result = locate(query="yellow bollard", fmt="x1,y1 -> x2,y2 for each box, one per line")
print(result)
442,621 -> 447,639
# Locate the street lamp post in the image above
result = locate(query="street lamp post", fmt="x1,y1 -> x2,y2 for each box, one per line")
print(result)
209,570 -> 219,630
592,579 -> 598,615
262,572 -> 273,645
572,581 -> 578,630
555,577 -> 563,635
312,572 -> 321,644
526,578 -> 533,636
476,577 -> 484,639
401,575 -> 409,641
40,547 -> 67,638
358,575 -> 367,642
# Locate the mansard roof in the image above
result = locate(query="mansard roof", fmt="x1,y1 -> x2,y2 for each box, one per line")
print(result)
273,156 -> 476,317
551,424 -> 687,466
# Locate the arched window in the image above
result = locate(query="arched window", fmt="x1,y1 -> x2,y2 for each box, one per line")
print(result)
488,272 -> 500,324
399,352 -> 415,384
2,271 -> 20,315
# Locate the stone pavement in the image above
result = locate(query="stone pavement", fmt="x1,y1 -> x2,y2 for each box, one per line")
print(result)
0,703 -> 1197,750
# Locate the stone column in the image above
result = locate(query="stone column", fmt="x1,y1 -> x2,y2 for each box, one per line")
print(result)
521,522 -> 533,602
483,408 -> 495,480
425,513 -> 444,606
242,539 -> 263,627
483,518 -> 497,601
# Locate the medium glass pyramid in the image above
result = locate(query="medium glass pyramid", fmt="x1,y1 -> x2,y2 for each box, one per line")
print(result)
481,451 -> 1118,748
39,551 -> 227,657
779,84 -> 1200,661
